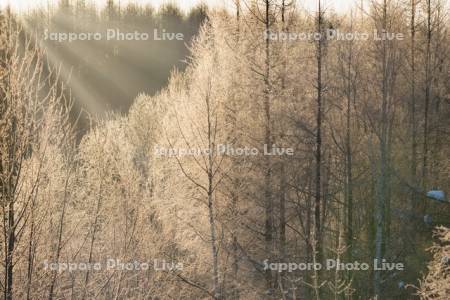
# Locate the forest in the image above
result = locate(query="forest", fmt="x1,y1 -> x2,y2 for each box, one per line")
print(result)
0,0 -> 449,299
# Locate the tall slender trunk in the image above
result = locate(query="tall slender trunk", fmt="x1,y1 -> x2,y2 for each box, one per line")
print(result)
4,11 -> 14,300
367,138 -> 377,298
231,216 -> 239,299
410,0 -> 418,219
206,91 -> 220,299
82,180 -> 103,300
422,0 -> 432,194
345,79 -> 353,262
311,2 -> 325,298
304,170 -> 313,299
6,200 -> 14,300
230,3 -> 240,298
345,98 -> 353,261
374,1 -> 388,297
343,15 -> 355,262
263,0 -> 274,295
26,192 -> 38,300
5,113 -> 17,300
314,0 -> 324,270
208,190 -> 220,299
278,1 -> 288,294
49,169 -> 71,300
279,164 -> 287,291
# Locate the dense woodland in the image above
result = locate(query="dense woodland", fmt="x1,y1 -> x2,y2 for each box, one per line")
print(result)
26,0 -> 207,133
0,0 -> 449,299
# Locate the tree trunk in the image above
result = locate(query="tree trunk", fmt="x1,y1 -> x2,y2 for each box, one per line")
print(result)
26,192 -> 38,300
422,0 -> 432,196
6,200 -> 15,300
82,180 -> 103,300
49,169 -> 71,300
263,0 -> 274,295
206,91 -> 220,299
314,0 -> 324,280
410,0 -> 418,214
374,1 -> 389,297
345,51 -> 354,262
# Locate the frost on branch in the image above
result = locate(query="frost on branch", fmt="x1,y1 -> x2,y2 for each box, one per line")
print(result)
419,227 -> 450,299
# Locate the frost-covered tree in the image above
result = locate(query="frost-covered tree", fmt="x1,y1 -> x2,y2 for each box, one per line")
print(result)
419,227 -> 450,299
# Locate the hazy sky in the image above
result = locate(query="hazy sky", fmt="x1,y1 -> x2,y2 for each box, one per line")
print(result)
0,0 -> 357,14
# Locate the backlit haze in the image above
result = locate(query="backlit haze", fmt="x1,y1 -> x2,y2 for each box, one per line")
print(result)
0,0 -> 358,14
